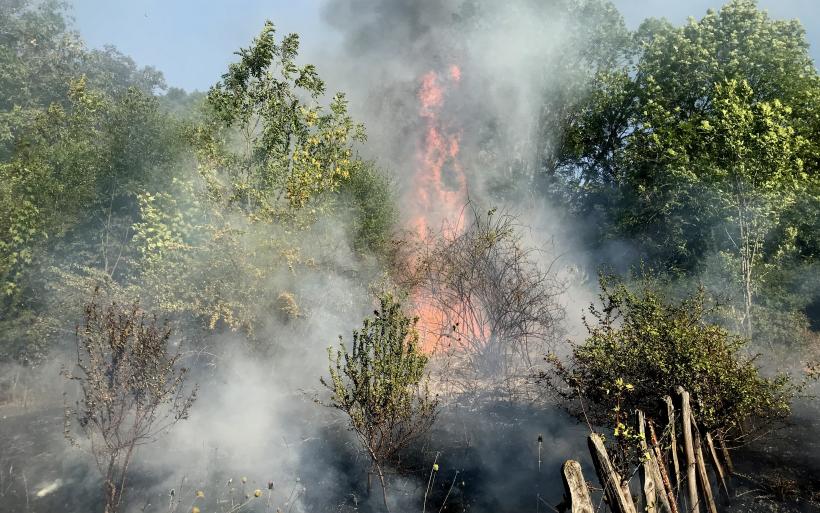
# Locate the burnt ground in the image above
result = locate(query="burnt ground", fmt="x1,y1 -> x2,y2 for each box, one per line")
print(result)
0,399 -> 591,513
726,398 -> 820,513
0,405 -> 101,513
0,397 -> 819,513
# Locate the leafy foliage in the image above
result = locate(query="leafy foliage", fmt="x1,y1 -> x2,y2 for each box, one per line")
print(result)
322,293 -> 437,511
547,274 -> 797,434
118,21 -> 391,338
198,21 -> 365,217
323,293 -> 437,462
337,161 -> 397,256
549,0 -> 820,344
0,2 -> 185,361
0,8 -> 395,360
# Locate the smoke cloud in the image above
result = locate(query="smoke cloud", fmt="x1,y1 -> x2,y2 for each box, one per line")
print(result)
0,2 -> 710,513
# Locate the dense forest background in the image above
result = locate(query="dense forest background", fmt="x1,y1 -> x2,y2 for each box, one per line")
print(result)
0,0 -> 818,512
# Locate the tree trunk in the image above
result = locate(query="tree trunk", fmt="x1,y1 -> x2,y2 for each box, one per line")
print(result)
375,464 -> 390,513
365,444 -> 391,513
104,454 -> 119,513
113,443 -> 136,513
735,186 -> 760,342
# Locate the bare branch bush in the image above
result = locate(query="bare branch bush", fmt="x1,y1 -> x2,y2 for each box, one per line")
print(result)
408,207 -> 566,399
63,294 -> 197,513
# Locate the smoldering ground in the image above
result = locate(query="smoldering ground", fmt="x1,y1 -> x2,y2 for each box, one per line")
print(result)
0,319 -> 593,513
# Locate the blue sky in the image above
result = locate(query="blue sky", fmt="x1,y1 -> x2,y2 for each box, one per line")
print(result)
70,0 -> 820,92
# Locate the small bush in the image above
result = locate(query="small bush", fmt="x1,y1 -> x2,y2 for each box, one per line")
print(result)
64,294 -> 197,513
546,274 -> 797,436
322,292 -> 437,513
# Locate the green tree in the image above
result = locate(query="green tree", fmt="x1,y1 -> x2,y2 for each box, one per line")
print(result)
0,1 -> 189,364
550,0 -> 820,341
0,1 -> 165,158
697,79 -> 808,337
322,293 -> 438,513
0,83 -> 183,362
124,21 -> 394,339
553,0 -> 818,258
196,20 -> 365,218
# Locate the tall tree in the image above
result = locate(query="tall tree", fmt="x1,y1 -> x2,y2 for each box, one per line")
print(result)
197,20 -> 364,218
127,21 -> 385,339
550,0 -> 820,338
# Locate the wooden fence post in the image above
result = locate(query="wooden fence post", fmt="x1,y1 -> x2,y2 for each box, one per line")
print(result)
648,421 -> 680,513
588,433 -> 637,513
664,395 -> 681,492
637,410 -> 672,513
642,444 -> 658,513
691,421 -> 718,513
705,431 -> 729,496
562,460 -> 594,513
677,387 -> 700,513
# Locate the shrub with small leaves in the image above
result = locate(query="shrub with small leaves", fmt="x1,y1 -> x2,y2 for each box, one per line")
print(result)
63,293 -> 197,513
322,292 -> 438,513
546,274 -> 797,451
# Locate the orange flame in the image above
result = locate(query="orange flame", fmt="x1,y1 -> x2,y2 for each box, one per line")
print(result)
408,66 -> 468,352
410,67 -> 467,239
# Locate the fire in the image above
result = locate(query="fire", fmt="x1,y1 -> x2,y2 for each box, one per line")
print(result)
419,71 -> 444,114
410,66 -> 467,239
448,64 -> 461,82
408,65 -> 468,352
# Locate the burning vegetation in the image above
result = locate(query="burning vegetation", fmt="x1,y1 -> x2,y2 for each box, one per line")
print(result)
0,1 -> 819,513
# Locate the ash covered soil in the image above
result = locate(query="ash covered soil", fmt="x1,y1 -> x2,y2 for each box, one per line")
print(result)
0,405 -> 100,512
1,398 -> 819,513
727,398 -> 820,512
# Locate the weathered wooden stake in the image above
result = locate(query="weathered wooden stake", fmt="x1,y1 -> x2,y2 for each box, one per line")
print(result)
588,433 -> 638,513
664,395 -> 681,492
705,431 -> 729,496
677,387 -> 700,513
642,447 -> 657,513
691,421 -> 718,513
648,421 -> 680,513
561,460 -> 594,513
637,410 -> 672,513
718,432 -> 735,476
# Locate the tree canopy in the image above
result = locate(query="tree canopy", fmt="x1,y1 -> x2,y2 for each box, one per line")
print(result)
548,0 -> 820,345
